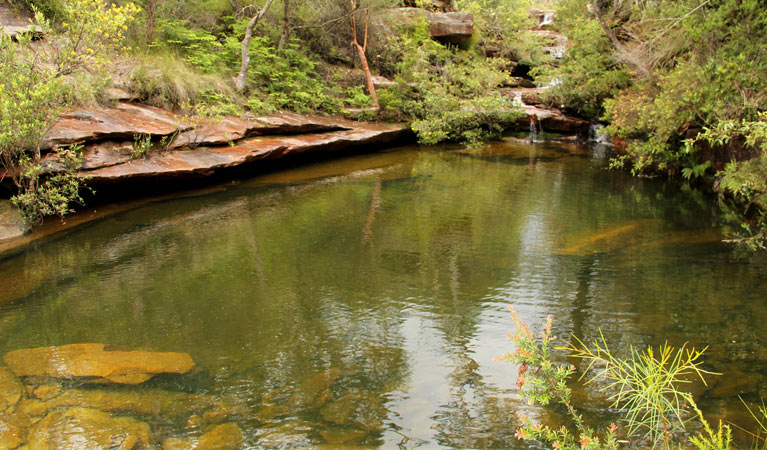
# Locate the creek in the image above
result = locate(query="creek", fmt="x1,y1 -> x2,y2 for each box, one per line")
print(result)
2,140 -> 767,449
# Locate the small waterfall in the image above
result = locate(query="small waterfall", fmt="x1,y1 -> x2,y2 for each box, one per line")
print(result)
539,11 -> 554,26
540,77 -> 562,90
529,116 -> 543,142
512,93 -> 524,107
589,123 -> 610,145
550,45 -> 566,59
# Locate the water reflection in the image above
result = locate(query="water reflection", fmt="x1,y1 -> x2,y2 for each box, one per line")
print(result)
1,142 -> 767,448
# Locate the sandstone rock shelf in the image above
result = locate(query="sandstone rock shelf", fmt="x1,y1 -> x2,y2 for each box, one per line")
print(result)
37,103 -> 411,185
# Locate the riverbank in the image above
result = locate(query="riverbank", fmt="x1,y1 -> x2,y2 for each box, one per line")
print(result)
0,95 -> 592,254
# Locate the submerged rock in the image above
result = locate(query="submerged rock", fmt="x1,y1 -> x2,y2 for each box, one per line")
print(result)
0,367 -> 24,412
0,419 -> 21,450
3,343 -> 195,384
18,387 -> 231,421
288,368 -> 341,410
319,427 -> 366,445
162,423 -> 243,450
27,407 -> 152,450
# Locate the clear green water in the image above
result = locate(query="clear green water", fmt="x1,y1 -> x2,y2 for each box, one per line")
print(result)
2,141 -> 767,448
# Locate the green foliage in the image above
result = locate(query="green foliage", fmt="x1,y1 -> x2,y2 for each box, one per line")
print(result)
689,112 -> 767,249
395,29 -> 521,146
132,133 -> 153,158
534,9 -> 631,119
496,305 -> 618,450
499,308 -> 726,450
11,146 -> 88,225
566,335 -> 710,449
153,19 -> 226,73
221,35 -> 340,113
459,0 -> 544,64
0,0 -> 136,227
688,403 -> 732,450
344,85 -> 372,108
128,53 -> 233,108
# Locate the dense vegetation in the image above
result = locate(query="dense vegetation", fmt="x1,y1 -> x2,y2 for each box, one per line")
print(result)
538,0 -> 767,249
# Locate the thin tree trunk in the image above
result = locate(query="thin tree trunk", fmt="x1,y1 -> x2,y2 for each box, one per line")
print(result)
350,1 -> 378,108
277,0 -> 290,49
235,0 -> 276,93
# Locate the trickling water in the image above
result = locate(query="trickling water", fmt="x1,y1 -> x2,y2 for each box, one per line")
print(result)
589,123 -> 610,145
540,76 -> 562,90
512,93 -> 525,107
1,142 -> 765,449
539,11 -> 554,26
528,117 -> 542,141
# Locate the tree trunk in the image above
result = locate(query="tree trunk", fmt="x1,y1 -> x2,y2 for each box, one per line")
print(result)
350,2 -> 378,108
277,0 -> 290,50
234,0 -> 276,93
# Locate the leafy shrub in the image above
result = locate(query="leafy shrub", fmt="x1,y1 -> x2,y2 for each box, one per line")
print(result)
1,0 -> 137,226
498,306 -> 730,450
344,85 -> 372,108
224,36 -> 340,113
153,19 -> 226,73
403,50 -> 521,146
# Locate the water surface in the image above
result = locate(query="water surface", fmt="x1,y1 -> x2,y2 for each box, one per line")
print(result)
2,141 -> 767,448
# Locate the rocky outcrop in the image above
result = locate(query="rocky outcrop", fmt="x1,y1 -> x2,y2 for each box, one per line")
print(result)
517,104 -> 590,135
0,201 -> 27,244
0,3 -> 37,39
27,407 -> 152,450
428,11 -> 473,43
40,113 -> 409,184
41,103 -> 191,150
168,113 -> 350,150
380,8 -> 473,43
3,343 -> 195,384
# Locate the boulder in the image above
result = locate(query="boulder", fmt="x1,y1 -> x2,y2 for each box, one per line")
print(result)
513,104 -> 590,135
428,11 -> 473,43
381,8 -> 473,43
27,407 -> 152,450
19,387 -> 230,420
162,423 -> 243,450
0,3 -> 37,39
0,201 -> 28,243
503,88 -> 546,106
0,367 -> 24,412
3,343 -> 195,384
41,103 -> 190,150
0,418 -> 21,450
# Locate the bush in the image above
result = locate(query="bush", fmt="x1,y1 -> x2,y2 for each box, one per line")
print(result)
497,306 -> 731,450
0,0 -> 137,226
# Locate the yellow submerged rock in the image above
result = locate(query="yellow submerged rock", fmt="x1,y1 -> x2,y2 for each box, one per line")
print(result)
27,407 -> 152,450
3,343 -> 194,385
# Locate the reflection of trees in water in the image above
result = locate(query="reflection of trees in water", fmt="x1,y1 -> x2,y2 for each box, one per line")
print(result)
3,146 -> 767,446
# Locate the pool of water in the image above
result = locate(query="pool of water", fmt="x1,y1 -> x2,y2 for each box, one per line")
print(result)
2,141 -> 767,448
